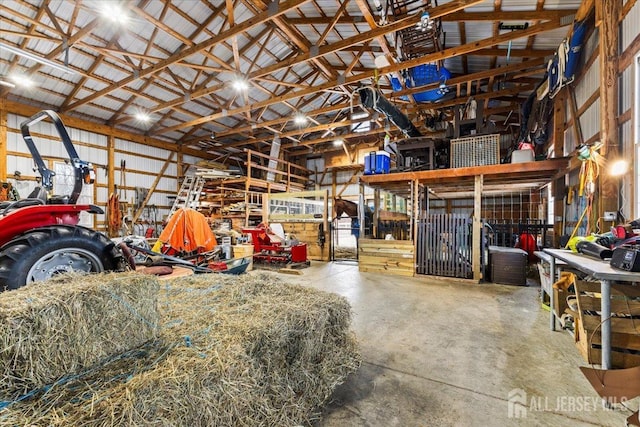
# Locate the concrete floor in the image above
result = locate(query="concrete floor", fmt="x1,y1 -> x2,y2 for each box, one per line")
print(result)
279,261 -> 634,427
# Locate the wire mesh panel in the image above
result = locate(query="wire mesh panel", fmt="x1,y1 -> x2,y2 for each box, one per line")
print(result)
416,213 -> 472,278
450,134 -> 500,168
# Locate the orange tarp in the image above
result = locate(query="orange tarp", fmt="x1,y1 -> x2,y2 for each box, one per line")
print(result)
157,208 -> 217,253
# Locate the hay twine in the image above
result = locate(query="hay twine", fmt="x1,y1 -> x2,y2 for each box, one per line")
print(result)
0,272 -> 361,426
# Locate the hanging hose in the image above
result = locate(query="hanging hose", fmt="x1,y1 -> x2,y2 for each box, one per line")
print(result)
356,85 -> 421,137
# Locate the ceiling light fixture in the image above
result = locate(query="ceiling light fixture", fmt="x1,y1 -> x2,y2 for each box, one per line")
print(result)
10,74 -> 35,88
294,113 -> 307,125
333,139 -> 344,147
100,3 -> 129,24
134,112 -> 151,122
231,76 -> 249,92
0,42 -> 77,75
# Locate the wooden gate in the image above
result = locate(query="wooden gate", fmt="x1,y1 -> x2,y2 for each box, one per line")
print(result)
416,213 -> 472,278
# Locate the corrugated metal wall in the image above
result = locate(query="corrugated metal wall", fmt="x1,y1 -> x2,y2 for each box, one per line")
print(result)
618,3 -> 640,220
621,120 -> 634,221
621,66 -> 633,114
5,112 -> 204,234
622,1 -> 640,52
580,100 -> 601,142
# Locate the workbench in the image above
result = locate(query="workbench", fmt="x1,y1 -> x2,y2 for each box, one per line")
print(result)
543,248 -> 640,369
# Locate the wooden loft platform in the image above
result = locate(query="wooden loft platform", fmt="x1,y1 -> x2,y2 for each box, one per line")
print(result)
359,158 -> 569,199
201,149 -> 311,195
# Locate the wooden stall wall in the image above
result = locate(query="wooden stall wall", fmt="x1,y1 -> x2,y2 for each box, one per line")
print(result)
280,222 -> 328,261
358,238 -> 415,277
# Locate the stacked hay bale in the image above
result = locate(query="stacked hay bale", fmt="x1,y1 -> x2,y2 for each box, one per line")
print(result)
0,273 -> 159,402
0,272 -> 360,426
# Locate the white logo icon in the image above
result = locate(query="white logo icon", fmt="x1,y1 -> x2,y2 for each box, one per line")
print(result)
508,388 -> 527,419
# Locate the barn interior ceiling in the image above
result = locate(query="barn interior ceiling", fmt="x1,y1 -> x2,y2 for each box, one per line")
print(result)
0,0 -> 583,164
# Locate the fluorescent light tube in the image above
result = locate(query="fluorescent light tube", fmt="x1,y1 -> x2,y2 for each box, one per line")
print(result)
0,42 -> 77,74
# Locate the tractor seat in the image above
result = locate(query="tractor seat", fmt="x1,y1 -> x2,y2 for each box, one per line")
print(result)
27,186 -> 48,203
0,186 -> 48,215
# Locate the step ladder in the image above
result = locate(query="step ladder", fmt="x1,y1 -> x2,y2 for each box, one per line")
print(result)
168,175 -> 204,218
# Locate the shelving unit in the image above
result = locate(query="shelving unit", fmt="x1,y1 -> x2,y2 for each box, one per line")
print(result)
198,149 -> 312,230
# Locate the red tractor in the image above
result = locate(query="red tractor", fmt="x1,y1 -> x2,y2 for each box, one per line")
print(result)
0,110 -> 125,291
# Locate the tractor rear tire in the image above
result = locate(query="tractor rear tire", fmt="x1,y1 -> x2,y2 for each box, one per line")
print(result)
0,225 -> 123,291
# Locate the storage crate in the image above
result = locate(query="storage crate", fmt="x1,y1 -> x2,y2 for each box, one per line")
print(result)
489,246 -> 527,286
233,244 -> 254,271
450,134 -> 500,168
574,279 -> 640,368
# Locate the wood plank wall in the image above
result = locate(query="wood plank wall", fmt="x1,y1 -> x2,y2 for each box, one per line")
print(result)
358,238 -> 415,277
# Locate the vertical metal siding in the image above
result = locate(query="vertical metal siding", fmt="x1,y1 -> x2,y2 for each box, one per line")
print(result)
621,120 -> 633,220
574,55 -> 599,107
621,67 -> 633,114
622,1 -> 640,52
583,27 -> 599,62
581,100 -> 601,142
564,126 -> 576,154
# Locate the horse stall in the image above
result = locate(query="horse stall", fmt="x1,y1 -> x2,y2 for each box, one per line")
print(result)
264,190 -> 330,261
416,213 -> 473,279
331,198 -> 373,261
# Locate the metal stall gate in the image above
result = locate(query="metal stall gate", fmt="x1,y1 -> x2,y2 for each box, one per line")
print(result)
330,217 -> 359,261
416,213 -> 473,278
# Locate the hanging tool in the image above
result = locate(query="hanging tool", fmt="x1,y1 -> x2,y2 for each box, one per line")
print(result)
119,159 -> 129,234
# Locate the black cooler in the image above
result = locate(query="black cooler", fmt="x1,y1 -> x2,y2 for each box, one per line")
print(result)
488,246 -> 528,286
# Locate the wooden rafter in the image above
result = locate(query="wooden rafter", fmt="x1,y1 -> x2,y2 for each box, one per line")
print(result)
0,0 -> 585,156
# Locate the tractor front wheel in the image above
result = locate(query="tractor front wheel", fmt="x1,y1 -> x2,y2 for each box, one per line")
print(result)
0,225 -> 123,291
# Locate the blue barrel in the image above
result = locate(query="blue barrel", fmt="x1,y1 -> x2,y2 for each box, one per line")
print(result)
375,151 -> 390,174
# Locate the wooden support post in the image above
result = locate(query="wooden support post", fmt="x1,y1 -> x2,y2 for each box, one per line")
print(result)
596,0 -> 621,221
373,188 -> 380,238
553,177 -> 566,247
553,87 -> 566,157
177,147 -> 183,191
553,88 -> 567,247
262,192 -> 269,224
323,189 -> 329,259
245,191 -> 250,228
472,174 -> 483,282
0,99 -> 7,181
331,169 -> 337,201
359,183 -> 365,239
567,86 -> 584,146
412,179 -> 419,244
